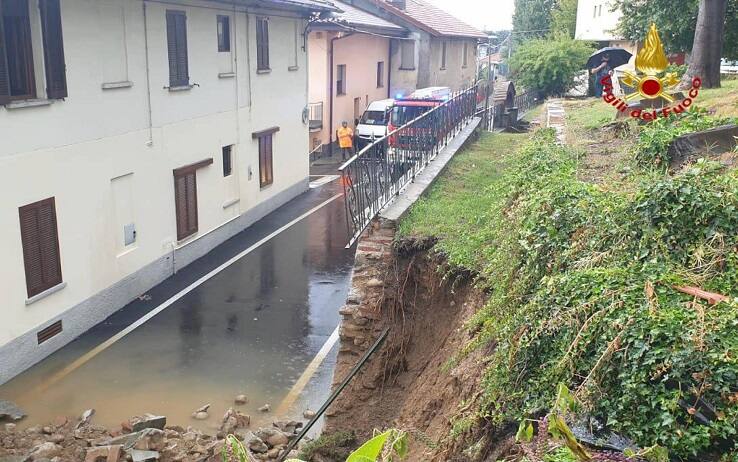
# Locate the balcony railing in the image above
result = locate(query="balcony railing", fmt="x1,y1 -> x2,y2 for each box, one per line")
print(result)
309,102 -> 323,131
339,84 -> 480,245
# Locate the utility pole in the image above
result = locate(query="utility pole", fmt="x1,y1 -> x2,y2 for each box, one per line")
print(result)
484,35 -> 493,130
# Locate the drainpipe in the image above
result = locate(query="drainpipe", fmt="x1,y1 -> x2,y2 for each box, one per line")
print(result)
387,39 -> 392,99
328,32 -> 354,157
142,1 -> 153,146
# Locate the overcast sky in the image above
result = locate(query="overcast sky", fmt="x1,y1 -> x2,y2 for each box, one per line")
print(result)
423,0 -> 515,31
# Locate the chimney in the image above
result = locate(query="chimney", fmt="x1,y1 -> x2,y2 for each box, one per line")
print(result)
387,0 -> 406,10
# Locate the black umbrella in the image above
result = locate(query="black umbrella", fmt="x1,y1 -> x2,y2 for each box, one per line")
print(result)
586,47 -> 633,70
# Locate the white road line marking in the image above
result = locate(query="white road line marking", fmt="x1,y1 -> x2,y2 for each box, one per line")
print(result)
276,325 -> 340,416
309,175 -> 340,189
33,193 -> 344,393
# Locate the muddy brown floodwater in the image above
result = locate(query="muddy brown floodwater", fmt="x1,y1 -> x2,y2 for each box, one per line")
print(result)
0,183 -> 354,434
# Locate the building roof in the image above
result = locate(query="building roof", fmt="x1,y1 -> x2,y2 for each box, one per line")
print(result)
376,0 -> 486,39
222,0 -> 338,13
318,0 -> 406,34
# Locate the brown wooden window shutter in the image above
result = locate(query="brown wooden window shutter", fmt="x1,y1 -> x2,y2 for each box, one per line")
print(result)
258,134 -> 274,188
19,197 -> 63,298
166,10 -> 189,87
0,0 -> 11,105
256,17 -> 269,70
39,0 -> 67,99
174,171 -> 198,240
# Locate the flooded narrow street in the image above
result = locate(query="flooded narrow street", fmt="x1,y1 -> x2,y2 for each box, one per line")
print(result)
0,180 -> 354,434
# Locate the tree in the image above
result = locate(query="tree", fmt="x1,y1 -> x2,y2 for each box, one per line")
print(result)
617,0 -> 738,60
508,37 -> 594,96
512,0 -> 556,40
550,0 -> 578,38
681,0 -> 729,88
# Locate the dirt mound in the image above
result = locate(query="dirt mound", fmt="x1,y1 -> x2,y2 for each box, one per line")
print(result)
324,240 -> 490,461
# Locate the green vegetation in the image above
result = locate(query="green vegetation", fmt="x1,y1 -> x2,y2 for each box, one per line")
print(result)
400,120 -> 738,458
633,109 -> 738,168
509,38 -> 595,96
293,430 -> 407,462
616,0 -> 738,60
297,431 -> 358,461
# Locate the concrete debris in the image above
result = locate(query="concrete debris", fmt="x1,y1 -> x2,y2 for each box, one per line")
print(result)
127,449 -> 161,462
220,408 -> 250,434
0,401 -> 26,422
191,411 -> 209,420
302,409 -> 316,420
272,420 -> 302,435
84,444 -> 123,462
248,436 -> 269,454
28,441 -> 62,460
131,414 -> 167,432
193,404 -> 210,414
76,409 -> 95,429
257,404 -> 271,413
255,428 -> 289,448
234,394 -> 248,405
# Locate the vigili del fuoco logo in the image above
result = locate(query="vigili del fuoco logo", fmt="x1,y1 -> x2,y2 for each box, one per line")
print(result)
600,24 -> 702,121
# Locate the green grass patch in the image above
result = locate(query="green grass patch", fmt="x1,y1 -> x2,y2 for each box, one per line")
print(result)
400,128 -> 738,459
398,132 -> 534,273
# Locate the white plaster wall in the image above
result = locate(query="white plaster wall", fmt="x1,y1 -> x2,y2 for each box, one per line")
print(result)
332,33 -> 391,137
307,31 -> 329,146
575,0 -> 622,41
0,0 -> 309,348
428,38 -> 477,91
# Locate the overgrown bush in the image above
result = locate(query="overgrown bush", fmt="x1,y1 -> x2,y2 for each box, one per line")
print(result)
633,108 -> 738,168
508,38 -> 594,96
464,130 -> 738,459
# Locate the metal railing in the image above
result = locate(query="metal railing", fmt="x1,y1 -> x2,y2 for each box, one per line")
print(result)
513,91 -> 538,116
308,102 -> 323,131
308,142 -> 324,162
339,85 -> 480,245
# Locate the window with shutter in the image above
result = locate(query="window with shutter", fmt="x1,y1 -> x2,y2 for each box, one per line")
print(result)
258,134 -> 273,188
256,17 -> 269,71
336,64 -> 346,95
1,0 -> 36,102
39,0 -> 67,99
19,197 -> 63,298
166,10 -> 189,87
222,145 -> 233,177
0,0 -> 13,104
376,61 -> 384,88
173,170 -> 198,240
400,39 -> 415,70
172,159 -> 212,240
441,41 -> 447,70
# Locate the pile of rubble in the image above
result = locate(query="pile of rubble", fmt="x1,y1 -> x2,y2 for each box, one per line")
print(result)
0,401 -> 314,462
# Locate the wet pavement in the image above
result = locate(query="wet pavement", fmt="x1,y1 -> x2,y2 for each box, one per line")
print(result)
0,177 -> 355,434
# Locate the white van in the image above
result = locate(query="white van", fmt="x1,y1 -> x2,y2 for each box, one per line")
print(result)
356,99 -> 395,150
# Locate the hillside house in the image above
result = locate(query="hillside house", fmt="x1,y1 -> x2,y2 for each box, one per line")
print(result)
307,0 -> 406,154
339,0 -> 486,98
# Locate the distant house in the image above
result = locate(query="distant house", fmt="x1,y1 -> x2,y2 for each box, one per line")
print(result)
575,0 -> 638,69
307,0 -> 407,154
341,0 -> 487,97
0,0 -> 335,385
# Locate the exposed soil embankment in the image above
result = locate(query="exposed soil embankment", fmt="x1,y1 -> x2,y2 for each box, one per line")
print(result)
323,225 -> 491,461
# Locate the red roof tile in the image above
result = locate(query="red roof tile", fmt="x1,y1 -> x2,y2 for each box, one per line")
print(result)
385,0 -> 487,39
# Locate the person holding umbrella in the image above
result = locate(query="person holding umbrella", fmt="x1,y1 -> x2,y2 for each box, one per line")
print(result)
586,47 -> 633,97
591,54 -> 612,97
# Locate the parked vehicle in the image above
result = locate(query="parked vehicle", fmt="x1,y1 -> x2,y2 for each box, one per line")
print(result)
387,87 -> 451,149
721,59 -> 738,75
356,99 -> 395,150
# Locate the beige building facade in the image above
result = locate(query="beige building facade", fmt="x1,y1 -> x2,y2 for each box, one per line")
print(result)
0,0 -> 332,384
